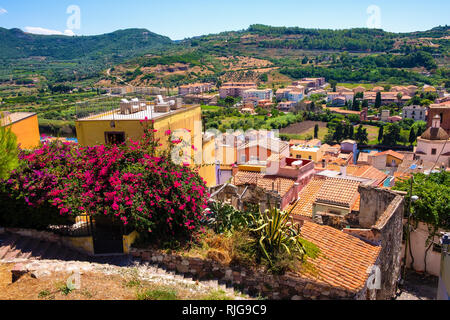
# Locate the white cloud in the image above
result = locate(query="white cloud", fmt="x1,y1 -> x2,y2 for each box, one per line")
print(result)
0,8 -> 7,15
23,26 -> 76,36
63,29 -> 75,36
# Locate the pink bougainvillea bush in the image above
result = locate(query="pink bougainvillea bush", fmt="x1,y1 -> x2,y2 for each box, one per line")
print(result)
0,121 -> 209,241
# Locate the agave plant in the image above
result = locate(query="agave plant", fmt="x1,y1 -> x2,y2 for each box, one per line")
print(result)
206,201 -> 250,234
249,207 -> 318,267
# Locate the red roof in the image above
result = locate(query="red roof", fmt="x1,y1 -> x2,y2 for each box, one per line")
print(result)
300,221 -> 381,292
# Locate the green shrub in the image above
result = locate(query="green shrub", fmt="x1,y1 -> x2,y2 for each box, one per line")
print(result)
136,288 -> 178,300
0,124 -> 19,180
202,290 -> 233,300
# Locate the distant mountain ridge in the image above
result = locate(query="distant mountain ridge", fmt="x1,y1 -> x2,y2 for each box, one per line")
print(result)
0,27 -> 173,60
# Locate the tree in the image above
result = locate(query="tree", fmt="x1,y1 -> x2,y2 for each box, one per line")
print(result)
314,124 -> 319,139
412,121 -> 427,137
333,122 -> 344,143
259,73 -> 268,82
362,99 -> 369,109
375,92 -> 382,108
0,125 -> 19,180
393,171 -> 450,274
224,96 -> 235,107
378,125 -> 384,143
323,132 -> 334,145
355,125 -> 368,145
408,127 -> 417,146
394,171 -> 450,230
329,80 -> 337,92
348,125 -> 355,139
382,123 -> 402,146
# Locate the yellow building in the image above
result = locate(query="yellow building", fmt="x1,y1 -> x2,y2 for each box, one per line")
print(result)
370,150 -> 404,168
290,144 -> 324,162
0,112 -> 40,149
75,104 -> 217,187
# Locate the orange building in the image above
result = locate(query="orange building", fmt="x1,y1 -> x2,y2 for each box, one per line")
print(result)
0,112 -> 40,149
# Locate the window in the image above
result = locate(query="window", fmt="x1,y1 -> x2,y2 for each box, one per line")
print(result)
105,132 -> 125,145
431,149 -> 437,155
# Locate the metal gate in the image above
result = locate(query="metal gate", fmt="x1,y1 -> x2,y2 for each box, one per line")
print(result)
92,216 -> 124,255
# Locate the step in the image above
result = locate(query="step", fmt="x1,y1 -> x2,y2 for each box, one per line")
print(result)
2,237 -> 30,261
0,234 -> 21,260
17,237 -> 43,260
41,242 -> 61,260
32,241 -> 52,259
12,237 -> 35,260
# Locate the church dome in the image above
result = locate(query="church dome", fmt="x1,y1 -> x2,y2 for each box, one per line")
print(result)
421,127 -> 449,141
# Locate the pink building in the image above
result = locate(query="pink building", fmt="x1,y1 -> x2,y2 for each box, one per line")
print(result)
219,82 -> 257,99
179,83 -> 213,96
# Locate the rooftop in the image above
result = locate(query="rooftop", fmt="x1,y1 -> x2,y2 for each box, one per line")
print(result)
0,112 -> 37,127
238,138 -> 289,153
315,178 -> 361,208
322,164 -> 387,186
233,170 -> 295,197
300,221 -> 381,292
420,127 -> 449,141
76,104 -> 199,121
286,177 -> 327,218
374,150 -> 405,160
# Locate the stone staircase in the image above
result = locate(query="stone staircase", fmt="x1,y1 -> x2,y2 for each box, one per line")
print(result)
0,232 -> 246,298
0,232 -> 91,263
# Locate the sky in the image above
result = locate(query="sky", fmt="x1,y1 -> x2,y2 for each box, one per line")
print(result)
0,0 -> 449,40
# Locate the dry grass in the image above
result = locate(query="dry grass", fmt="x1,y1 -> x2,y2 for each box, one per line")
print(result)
0,263 -> 136,300
186,231 -> 234,265
0,263 -> 236,300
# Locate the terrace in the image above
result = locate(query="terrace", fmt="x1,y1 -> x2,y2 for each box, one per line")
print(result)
75,98 -> 199,122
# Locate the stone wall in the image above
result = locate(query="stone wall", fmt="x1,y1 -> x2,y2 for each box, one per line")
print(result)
358,186 -> 400,228
130,248 -> 364,300
317,186 -> 405,300
358,186 -> 405,300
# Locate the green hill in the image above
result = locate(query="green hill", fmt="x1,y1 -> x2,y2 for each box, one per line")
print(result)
0,27 -> 173,60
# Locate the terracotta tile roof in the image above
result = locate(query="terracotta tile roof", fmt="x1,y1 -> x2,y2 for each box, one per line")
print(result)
287,175 -> 362,217
374,150 -> 405,159
315,178 -> 361,208
238,138 -> 289,153
233,170 -> 295,197
286,177 -> 327,217
300,221 -> 381,292
324,164 -> 387,186
352,194 -> 361,212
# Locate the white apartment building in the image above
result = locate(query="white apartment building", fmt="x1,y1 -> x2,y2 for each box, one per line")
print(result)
402,105 -> 427,121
